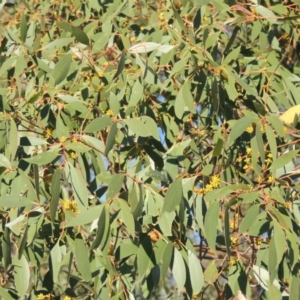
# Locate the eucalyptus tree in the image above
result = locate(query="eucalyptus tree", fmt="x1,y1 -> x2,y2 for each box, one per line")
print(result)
0,0 -> 300,299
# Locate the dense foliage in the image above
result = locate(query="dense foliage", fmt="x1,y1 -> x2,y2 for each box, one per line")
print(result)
1,0 -> 300,299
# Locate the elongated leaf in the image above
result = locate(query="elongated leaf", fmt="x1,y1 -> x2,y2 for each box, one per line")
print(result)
113,50 -> 126,79
50,169 -> 61,222
52,54 -> 72,86
270,150 -> 298,171
20,13 -> 27,43
204,201 -> 219,254
66,163 -> 88,209
137,236 -> 155,279
18,226 -> 28,260
128,42 -> 174,54
75,237 -> 92,281
117,199 -> 135,237
0,286 -> 14,300
0,196 -> 33,208
9,116 -> 18,161
253,4 -> 277,24
105,123 -> 118,155
273,222 -> 286,267
106,174 -> 124,199
172,247 -> 186,294
290,273 -> 300,300
239,204 -> 260,233
2,227 -> 11,270
13,255 -> 30,298
229,116 -> 257,142
163,179 -> 182,213
65,205 -> 103,228
175,81 -> 196,119
91,205 -> 109,250
24,151 -> 59,165
0,154 -> 11,168
204,262 -> 219,284
84,116 -> 113,133
140,116 -> 159,140
72,26 -> 89,45
124,118 -> 152,138
50,242 -> 62,283
188,250 -> 203,294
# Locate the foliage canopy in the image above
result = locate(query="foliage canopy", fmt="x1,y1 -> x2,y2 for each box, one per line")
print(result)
1,0 -> 300,299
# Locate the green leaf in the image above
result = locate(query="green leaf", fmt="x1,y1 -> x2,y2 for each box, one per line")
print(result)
52,54 -> 72,86
50,169 -> 61,222
65,205 -> 103,228
162,179 -> 182,213
0,153 -> 11,169
161,242 -> 173,280
212,138 -> 223,157
239,204 -> 260,233
2,228 -> 11,270
57,21 -> 72,32
113,50 -> 126,80
50,242 -> 62,283
82,135 -> 105,153
20,13 -> 27,43
91,205 -> 110,251
106,174 -> 124,199
204,262 -> 219,284
18,226 -> 28,260
117,199 -> 135,237
265,124 -> 278,160
66,163 -> 88,209
75,237 -> 92,281
129,79 -> 143,106
140,116 -> 159,140
254,4 -> 278,24
117,243 -> 138,260
137,236 -> 154,279
12,255 -> 30,298
267,115 -> 285,137
229,116 -> 257,142
188,250 -> 203,294
9,118 -> 18,161
72,26 -> 89,45
158,211 -> 176,236
0,196 -> 33,208
204,201 -> 219,254
273,222 -> 286,267
0,286 -> 14,300
105,123 -> 118,155
270,150 -> 298,172
223,46 -> 240,65
290,273 -> 300,300
124,117 -> 159,139
172,247 -> 186,294
128,42 -> 174,54
24,151 -> 59,165
251,20 -> 263,42
224,205 -> 231,258
201,164 -> 214,176
175,81 -> 196,119
84,116 -> 113,133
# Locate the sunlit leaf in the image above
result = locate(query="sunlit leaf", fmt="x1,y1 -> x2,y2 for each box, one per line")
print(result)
128,42 -> 175,54
13,255 -> 30,297
188,250 -> 203,294
75,237 -> 92,281
172,247 -> 186,294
